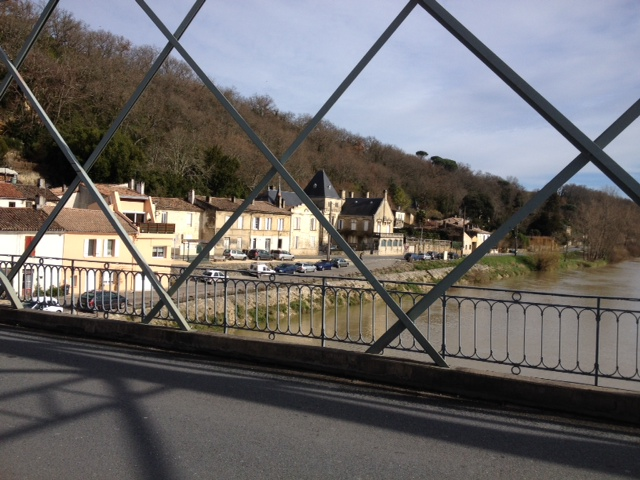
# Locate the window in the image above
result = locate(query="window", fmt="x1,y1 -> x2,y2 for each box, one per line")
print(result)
152,246 -> 167,258
351,220 -> 357,230
161,212 -> 168,223
105,239 -> 116,257
252,238 -> 257,249
363,220 -> 369,231
8,201 -> 16,208
125,212 -> 146,224
225,215 -> 231,225
85,239 -> 97,257
381,240 -> 387,247
237,216 -> 244,229
277,218 -> 284,231
254,217 -> 260,230
294,217 -> 301,230
265,217 -> 272,230
310,218 -> 317,231
223,237 -> 230,249
187,213 -> 193,226
338,219 -> 343,229
265,238 -> 271,251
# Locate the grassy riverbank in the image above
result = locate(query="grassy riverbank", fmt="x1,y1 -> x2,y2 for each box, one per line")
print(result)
404,251 -> 608,285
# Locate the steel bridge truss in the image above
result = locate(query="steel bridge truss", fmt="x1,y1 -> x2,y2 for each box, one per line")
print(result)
0,0 -> 638,367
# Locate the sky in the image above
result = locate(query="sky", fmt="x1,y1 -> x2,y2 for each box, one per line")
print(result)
50,0 -> 639,192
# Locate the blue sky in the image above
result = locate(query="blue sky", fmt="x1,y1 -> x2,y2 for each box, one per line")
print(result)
55,0 -> 640,192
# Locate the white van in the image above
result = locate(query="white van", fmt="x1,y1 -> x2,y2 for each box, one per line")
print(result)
249,263 -> 276,281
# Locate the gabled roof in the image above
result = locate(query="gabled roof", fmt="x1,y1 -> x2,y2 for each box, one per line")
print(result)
43,207 -> 138,234
94,184 -> 148,200
0,183 -> 23,200
12,184 -> 59,202
195,196 -> 291,215
0,208 -> 64,232
303,170 -> 340,199
154,197 -> 203,212
340,198 -> 383,217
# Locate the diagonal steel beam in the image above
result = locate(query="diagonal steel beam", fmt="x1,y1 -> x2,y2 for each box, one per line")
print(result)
2,1 -> 205,329
0,0 -> 60,101
368,97 -> 640,353
418,0 -> 640,203
139,0 -> 447,365
0,47 -> 191,330
365,0 -> 640,354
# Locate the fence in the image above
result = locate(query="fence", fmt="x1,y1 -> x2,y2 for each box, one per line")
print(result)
2,256 -> 639,388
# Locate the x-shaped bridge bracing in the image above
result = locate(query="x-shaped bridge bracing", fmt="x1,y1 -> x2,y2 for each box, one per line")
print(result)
0,0 -> 638,368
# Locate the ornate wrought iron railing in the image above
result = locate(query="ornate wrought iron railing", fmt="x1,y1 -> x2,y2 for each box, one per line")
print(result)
2,256 -> 638,388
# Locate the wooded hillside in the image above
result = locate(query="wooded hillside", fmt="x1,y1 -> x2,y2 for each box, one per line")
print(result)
1,1 -> 639,259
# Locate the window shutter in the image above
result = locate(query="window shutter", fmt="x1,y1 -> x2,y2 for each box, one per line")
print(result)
84,239 -> 89,258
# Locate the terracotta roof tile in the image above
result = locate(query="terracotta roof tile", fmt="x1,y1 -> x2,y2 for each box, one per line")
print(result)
12,184 -> 60,202
154,197 -> 202,212
0,207 -> 64,231
94,184 -> 147,199
43,207 -> 138,234
0,183 -> 24,200
195,196 -> 290,215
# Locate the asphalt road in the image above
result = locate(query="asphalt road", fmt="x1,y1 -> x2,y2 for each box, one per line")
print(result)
1,326 -> 639,480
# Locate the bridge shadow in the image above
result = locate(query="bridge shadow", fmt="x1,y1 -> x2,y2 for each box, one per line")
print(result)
0,326 -> 638,479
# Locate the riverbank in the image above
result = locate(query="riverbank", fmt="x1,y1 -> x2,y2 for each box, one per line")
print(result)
363,251 -> 608,287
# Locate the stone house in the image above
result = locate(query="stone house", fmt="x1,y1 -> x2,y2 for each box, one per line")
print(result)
194,195 -> 291,255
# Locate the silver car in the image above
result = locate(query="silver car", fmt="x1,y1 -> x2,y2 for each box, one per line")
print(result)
295,262 -> 317,273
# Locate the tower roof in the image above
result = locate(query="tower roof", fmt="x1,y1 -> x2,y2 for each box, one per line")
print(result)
303,170 -> 340,199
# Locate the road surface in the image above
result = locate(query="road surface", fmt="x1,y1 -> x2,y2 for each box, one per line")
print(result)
0,326 -> 638,479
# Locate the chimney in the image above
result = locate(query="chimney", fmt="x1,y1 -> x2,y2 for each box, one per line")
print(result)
129,179 -> 135,189
36,193 -> 45,209
38,178 -> 45,189
366,191 -> 369,198
350,192 -> 354,198
136,181 -> 145,195
383,189 -> 388,200
189,189 -> 195,204
341,190 -> 346,199
231,196 -> 236,203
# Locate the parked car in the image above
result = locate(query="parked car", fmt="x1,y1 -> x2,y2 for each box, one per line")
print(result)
449,252 -> 460,260
271,249 -> 295,261
406,253 -> 431,262
77,290 -> 129,312
23,298 -> 63,313
249,263 -> 277,281
314,260 -> 333,271
274,263 -> 297,274
248,249 -> 274,260
295,262 -> 317,273
331,258 -> 349,268
196,269 -> 226,284
223,249 -> 247,260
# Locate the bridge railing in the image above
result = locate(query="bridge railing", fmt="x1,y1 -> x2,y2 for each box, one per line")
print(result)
2,256 -> 639,388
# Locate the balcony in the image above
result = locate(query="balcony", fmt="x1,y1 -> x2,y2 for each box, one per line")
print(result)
139,223 -> 175,234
